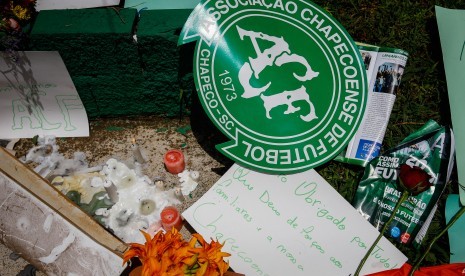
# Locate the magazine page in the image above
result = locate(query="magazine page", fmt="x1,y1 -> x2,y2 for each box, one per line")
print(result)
338,45 -> 408,166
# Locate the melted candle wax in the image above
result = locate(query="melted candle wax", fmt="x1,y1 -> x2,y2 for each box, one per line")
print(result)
53,172 -> 105,204
178,170 -> 200,196
25,135 -> 97,178
23,138 -> 182,244
99,159 -> 181,243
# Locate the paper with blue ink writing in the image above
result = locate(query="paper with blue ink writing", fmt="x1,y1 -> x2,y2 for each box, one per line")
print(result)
0,51 -> 89,139
183,164 -> 407,276
436,6 -> 465,205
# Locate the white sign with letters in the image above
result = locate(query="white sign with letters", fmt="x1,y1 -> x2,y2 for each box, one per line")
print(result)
183,164 -> 407,276
0,51 -> 89,139
36,0 -> 119,10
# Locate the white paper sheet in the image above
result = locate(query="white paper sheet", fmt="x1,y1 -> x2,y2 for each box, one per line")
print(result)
124,0 -> 199,10
36,0 -> 120,11
0,51 -> 89,139
183,164 -> 407,276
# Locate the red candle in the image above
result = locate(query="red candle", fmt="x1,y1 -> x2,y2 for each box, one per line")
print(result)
160,206 -> 183,231
163,149 -> 185,174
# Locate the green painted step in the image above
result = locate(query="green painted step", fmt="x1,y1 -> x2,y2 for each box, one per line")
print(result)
28,8 -> 195,118
72,74 -> 181,117
30,8 -> 139,76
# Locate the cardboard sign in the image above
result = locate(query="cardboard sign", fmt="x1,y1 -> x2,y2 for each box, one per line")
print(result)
36,0 -> 119,10
0,51 -> 89,139
178,0 -> 368,174
445,194 -> 465,263
436,6 -> 465,205
183,164 -> 407,276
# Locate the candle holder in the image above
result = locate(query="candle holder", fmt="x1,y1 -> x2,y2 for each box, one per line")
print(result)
163,149 -> 185,174
160,206 -> 183,231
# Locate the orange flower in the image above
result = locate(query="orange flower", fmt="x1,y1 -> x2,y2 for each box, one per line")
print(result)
123,229 -> 195,276
191,234 -> 231,276
123,229 -> 230,276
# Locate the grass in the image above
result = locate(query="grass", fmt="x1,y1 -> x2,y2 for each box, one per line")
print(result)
311,0 -> 465,267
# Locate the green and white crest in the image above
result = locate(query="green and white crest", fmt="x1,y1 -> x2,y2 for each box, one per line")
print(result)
179,0 -> 367,174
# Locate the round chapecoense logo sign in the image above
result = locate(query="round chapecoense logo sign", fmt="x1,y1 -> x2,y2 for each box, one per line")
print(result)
179,0 -> 367,174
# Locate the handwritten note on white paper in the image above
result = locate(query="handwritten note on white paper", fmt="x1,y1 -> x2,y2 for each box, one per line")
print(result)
183,164 -> 407,276
0,51 -> 89,139
36,0 -> 119,11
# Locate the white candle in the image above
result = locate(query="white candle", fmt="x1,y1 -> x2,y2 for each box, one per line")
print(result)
154,178 -> 165,190
103,179 -> 119,203
131,138 -> 146,164
174,187 -> 185,202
